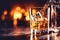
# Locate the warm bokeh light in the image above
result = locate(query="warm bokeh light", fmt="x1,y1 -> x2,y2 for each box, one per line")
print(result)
3,10 -> 8,15
10,9 -> 14,18
24,11 -> 29,16
10,6 -> 22,19
14,6 -> 22,19
16,6 -> 21,11
26,15 -> 30,21
21,9 -> 25,13
1,15 -> 5,21
25,11 -> 30,21
10,6 -> 23,29
13,19 -> 17,27
1,10 -> 8,21
14,12 -> 22,19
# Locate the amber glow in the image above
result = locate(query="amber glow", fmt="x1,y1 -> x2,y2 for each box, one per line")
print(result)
13,19 -> 17,27
32,9 -> 36,15
31,21 -> 36,29
3,10 -> 8,15
10,6 -> 22,19
25,11 -> 30,21
10,6 -> 23,29
21,9 -> 25,13
14,12 -> 22,19
26,15 -> 30,21
1,15 -> 5,21
24,11 -> 29,16
16,6 -> 21,11
13,7 -> 22,29
1,10 -> 8,21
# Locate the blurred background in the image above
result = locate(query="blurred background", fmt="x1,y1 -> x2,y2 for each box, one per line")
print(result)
0,0 -> 48,28
0,0 -> 48,34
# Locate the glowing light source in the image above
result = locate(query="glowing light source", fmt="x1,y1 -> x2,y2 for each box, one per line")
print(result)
14,12 -> 22,19
1,10 -> 8,21
24,10 -> 30,21
3,10 -> 8,15
10,6 -> 23,29
25,15 -> 30,21
24,11 -> 29,16
16,6 -> 21,11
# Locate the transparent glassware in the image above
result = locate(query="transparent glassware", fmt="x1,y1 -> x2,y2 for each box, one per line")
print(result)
29,7 -> 48,35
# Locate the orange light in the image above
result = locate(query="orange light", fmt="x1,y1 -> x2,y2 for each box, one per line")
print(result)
16,6 -> 21,11
24,11 -> 29,16
1,15 -> 5,21
10,9 -> 14,18
13,19 -> 17,27
18,13 -> 22,19
3,10 -> 7,15
10,6 -> 22,20
24,10 -> 30,21
25,15 -> 30,21
32,9 -> 36,15
14,12 -> 22,19
21,9 -> 25,13
31,22 -> 36,28
10,6 -> 23,29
